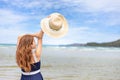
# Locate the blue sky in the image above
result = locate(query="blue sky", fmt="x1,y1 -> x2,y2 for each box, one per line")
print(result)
0,0 -> 120,45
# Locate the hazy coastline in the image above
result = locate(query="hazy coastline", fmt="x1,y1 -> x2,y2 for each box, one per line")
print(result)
0,38 -> 120,48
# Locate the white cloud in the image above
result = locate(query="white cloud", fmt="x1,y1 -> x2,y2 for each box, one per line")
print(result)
0,9 -> 34,43
62,0 -> 120,12
105,13 -> 120,26
85,19 -> 98,24
60,27 -> 120,44
0,9 -> 27,26
0,0 -> 120,44
0,8 -> 48,44
2,0 -> 53,10
2,0 -> 120,13
0,9 -> 27,28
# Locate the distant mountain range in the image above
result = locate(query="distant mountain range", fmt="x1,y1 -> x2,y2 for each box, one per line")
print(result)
0,39 -> 120,47
65,39 -> 120,47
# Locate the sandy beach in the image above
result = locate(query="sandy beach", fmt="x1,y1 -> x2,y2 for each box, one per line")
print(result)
0,46 -> 120,80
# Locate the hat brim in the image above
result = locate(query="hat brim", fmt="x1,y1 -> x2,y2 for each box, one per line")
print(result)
40,15 -> 68,38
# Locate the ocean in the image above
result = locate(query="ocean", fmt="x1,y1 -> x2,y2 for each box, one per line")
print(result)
0,44 -> 120,80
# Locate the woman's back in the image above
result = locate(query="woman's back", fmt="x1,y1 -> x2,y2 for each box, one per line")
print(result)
16,31 -> 44,80
21,51 -> 43,80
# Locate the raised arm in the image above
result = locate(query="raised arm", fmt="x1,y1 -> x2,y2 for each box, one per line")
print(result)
33,30 -> 44,61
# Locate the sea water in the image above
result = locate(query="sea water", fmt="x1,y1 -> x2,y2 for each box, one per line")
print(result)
0,44 -> 120,80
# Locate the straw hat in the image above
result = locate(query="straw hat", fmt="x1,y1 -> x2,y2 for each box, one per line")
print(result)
40,13 -> 68,38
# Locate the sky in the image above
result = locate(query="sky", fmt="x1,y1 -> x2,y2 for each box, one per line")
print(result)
0,0 -> 120,45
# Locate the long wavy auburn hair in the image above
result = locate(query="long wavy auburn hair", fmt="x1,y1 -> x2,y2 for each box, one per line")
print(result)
16,35 -> 34,72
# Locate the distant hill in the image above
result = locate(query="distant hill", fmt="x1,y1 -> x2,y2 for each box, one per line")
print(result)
85,39 -> 120,47
0,39 -> 120,47
65,39 -> 120,47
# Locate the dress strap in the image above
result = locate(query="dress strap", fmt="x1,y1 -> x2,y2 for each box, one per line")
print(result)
32,49 -> 38,62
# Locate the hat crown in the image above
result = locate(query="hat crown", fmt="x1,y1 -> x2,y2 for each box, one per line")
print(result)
49,14 -> 63,31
